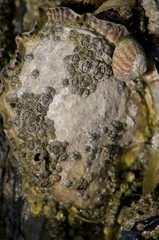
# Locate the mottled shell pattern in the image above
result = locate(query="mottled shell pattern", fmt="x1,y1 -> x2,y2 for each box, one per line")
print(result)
0,7 -> 150,209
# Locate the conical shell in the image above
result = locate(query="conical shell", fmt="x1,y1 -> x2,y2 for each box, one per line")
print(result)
112,36 -> 148,80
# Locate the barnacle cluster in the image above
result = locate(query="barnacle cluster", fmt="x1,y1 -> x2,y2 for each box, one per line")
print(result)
63,30 -> 113,96
119,193 -> 159,239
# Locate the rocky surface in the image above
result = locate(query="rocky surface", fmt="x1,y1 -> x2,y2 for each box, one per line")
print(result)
0,1 -> 159,240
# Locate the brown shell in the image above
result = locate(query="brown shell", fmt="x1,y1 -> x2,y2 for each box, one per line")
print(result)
0,7 -> 149,209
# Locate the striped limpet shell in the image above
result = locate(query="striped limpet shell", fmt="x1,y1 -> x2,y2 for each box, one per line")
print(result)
0,7 -> 150,208
112,35 -> 148,81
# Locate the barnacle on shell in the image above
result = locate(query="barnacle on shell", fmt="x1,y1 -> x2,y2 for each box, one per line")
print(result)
0,7 -> 151,209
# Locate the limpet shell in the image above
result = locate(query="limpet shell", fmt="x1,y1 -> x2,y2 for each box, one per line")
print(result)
112,35 -> 148,80
0,7 -> 150,208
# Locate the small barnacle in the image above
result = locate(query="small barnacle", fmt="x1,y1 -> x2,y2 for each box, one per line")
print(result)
46,86 -> 56,97
82,61 -> 91,73
28,115 -> 38,124
67,63 -> 76,76
28,140 -> 35,150
41,180 -> 51,188
36,104 -> 47,114
72,54 -> 80,64
28,123 -> 37,133
5,93 -> 19,108
99,126 -> 108,135
22,110 -> 31,120
105,66 -> 113,77
104,54 -> 112,66
85,159 -> 93,168
63,179 -> 72,188
88,42 -> 98,51
62,78 -> 69,86
87,50 -> 96,58
117,80 -> 127,91
42,93 -> 53,105
81,192 -> 89,200
86,172 -> 94,184
84,145 -> 91,152
98,64 -> 106,75
83,88 -> 90,97
69,35 -> 77,42
83,75 -> 92,85
69,151 -> 82,162
69,30 -> 79,42
58,152 -> 68,162
72,77 -> 79,87
77,87 -> 84,96
31,69 -> 40,79
21,92 -> 31,99
80,80 -> 88,88
55,163 -> 62,173
89,83 -> 97,93
51,144 -> 61,155
73,177 -> 89,191
64,55 -> 72,62
87,151 -> 96,162
14,117 -> 20,127
73,45 -> 80,53
81,35 -> 91,46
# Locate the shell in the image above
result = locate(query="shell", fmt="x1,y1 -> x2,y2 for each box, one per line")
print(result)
112,36 -> 148,81
0,7 -> 150,209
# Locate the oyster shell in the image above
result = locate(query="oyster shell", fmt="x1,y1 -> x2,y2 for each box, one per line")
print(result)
0,7 -> 150,208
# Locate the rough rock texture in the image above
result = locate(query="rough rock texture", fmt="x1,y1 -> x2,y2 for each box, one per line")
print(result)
0,0 -> 16,68
141,0 -> 159,35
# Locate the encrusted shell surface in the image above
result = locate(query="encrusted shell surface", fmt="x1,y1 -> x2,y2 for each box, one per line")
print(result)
112,36 -> 148,81
0,7 -> 149,208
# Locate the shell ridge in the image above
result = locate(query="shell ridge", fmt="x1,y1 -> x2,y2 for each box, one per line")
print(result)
83,14 -> 128,45
39,7 -> 81,24
39,7 -> 128,45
